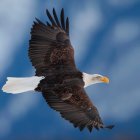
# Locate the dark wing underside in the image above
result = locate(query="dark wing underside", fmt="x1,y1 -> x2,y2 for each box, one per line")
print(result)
41,79 -> 114,132
42,90 -> 103,132
29,8 -> 76,76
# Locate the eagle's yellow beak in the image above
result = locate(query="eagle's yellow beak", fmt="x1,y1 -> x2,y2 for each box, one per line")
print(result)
101,76 -> 109,83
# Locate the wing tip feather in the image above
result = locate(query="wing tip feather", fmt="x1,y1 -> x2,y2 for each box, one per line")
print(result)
45,8 -> 69,35
105,125 -> 115,129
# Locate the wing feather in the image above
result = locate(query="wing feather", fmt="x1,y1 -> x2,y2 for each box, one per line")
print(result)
46,9 -> 57,26
66,17 -> 69,35
46,21 -> 51,27
41,81 -> 107,132
60,8 -> 65,31
53,8 -> 61,27
29,8 -> 76,76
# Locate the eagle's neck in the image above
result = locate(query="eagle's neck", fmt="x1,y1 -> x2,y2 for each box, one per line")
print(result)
82,73 -> 94,88
82,72 -> 104,88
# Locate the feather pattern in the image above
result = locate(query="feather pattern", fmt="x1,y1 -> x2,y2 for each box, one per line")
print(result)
46,9 -> 57,26
35,76 -> 114,132
60,8 -> 65,31
29,8 -> 74,76
40,78 -> 106,132
53,8 -> 61,27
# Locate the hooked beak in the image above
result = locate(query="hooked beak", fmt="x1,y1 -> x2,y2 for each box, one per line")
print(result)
101,76 -> 109,83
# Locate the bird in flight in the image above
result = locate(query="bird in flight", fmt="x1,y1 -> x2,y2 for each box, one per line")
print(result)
2,8 -> 114,132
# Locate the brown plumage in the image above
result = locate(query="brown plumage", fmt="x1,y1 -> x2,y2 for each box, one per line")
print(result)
29,8 -> 114,132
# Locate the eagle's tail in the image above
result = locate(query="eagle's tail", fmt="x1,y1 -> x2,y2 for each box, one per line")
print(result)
2,76 -> 44,94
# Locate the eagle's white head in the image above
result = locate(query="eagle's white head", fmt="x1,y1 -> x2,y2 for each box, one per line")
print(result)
83,73 -> 109,88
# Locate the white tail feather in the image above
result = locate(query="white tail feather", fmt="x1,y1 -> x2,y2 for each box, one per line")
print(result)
2,76 -> 44,94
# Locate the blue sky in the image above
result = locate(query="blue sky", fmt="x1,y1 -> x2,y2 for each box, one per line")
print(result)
0,0 -> 140,140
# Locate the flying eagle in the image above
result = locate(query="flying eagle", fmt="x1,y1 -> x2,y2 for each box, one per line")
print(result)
2,8 -> 114,132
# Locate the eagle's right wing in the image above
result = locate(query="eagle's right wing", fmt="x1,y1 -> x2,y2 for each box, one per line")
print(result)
29,8 -> 76,76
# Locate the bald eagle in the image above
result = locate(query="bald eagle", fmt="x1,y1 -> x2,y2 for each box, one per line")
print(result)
2,8 -> 114,132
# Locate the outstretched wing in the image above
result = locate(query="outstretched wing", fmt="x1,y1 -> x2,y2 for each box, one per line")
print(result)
41,79 -> 114,132
29,8 -> 76,76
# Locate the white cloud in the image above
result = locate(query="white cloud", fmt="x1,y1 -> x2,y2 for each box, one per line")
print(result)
71,2 -> 103,63
112,20 -> 140,44
0,0 -> 39,76
0,93 -> 39,137
0,0 -> 39,137
98,19 -> 140,51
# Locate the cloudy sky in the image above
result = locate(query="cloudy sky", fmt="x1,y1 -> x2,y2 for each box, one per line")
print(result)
0,0 -> 140,140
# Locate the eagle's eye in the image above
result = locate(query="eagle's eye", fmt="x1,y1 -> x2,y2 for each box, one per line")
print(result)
96,76 -> 102,79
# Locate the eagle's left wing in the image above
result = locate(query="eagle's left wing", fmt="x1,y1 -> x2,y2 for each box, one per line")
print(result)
41,79 -> 114,132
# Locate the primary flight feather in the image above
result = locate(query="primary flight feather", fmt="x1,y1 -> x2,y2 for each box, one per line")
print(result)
2,8 -> 114,132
